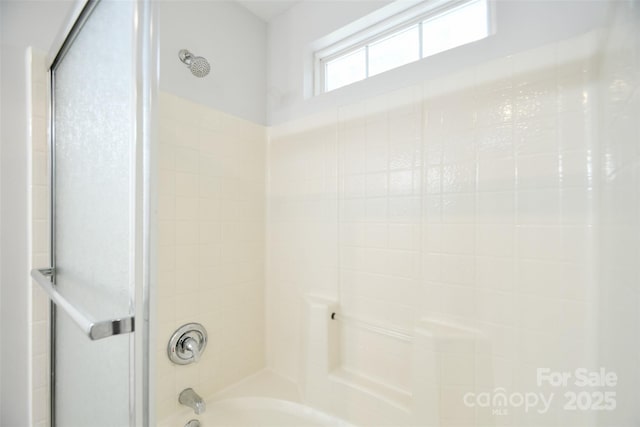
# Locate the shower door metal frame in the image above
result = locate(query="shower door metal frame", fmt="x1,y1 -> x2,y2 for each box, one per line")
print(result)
42,0 -> 158,425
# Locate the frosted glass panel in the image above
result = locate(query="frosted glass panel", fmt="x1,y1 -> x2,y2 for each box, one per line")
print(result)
53,1 -> 134,426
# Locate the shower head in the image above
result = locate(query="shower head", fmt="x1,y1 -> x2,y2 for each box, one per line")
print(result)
178,49 -> 210,78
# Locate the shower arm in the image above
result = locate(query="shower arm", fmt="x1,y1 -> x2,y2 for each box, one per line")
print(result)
30,267 -> 135,340
179,49 -> 193,65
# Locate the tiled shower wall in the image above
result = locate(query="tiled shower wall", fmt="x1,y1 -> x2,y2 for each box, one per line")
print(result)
267,30 -> 610,426
156,92 -> 266,423
597,4 -> 640,426
29,48 -> 50,427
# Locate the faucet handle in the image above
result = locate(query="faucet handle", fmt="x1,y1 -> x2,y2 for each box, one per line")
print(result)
168,323 -> 207,365
182,337 -> 201,363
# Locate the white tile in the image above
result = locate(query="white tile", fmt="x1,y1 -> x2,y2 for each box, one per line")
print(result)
158,220 -> 175,247
514,80 -> 559,122
517,226 -> 563,260
440,224 -> 475,255
175,172 -> 199,197
175,147 -> 200,173
442,162 -> 476,193
342,174 -> 366,198
477,191 -> 515,224
476,91 -> 513,127
32,321 -> 48,356
389,169 -> 416,196
516,189 -> 560,225
423,223 -> 442,252
440,353 -> 476,386
439,385 -> 476,424
559,110 -> 592,151
388,223 -> 419,250
388,196 -> 420,222
480,322 -> 516,359
362,222 -> 387,248
32,286 -> 49,322
159,169 -> 175,197
32,221 -> 49,254
175,197 -> 198,221
424,165 -> 442,194
423,253 -> 442,282
517,153 -> 560,190
478,157 -> 515,192
517,259 -> 563,298
442,193 -> 475,223
32,116 -> 48,153
515,116 -> 557,156
366,134 -> 389,174
33,387 -> 48,423
517,295 -> 563,333
158,195 -> 175,220
389,138 -> 419,171
477,257 -> 514,292
199,197 -> 220,222
442,133 -> 475,164
476,124 -> 513,160
159,142 -> 176,171
174,268 -> 200,295
561,188 -> 594,225
31,83 -> 47,118
175,221 -> 199,246
32,186 -> 48,221
560,150 -> 592,188
423,195 -> 442,223
476,290 -> 515,327
441,254 -> 475,286
365,172 -> 388,197
561,226 -> 592,262
477,224 -> 514,257
32,152 -> 48,185
32,354 -> 48,389
364,197 -> 387,222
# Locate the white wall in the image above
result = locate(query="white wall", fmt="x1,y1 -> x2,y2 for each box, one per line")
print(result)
0,2 -> 74,425
267,0 -> 610,125
159,0 -> 267,125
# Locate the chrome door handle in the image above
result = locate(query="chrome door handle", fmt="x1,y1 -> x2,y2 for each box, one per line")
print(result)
30,267 -> 134,340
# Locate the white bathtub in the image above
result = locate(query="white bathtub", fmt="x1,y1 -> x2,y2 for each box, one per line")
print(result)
160,370 -> 354,427
189,397 -> 353,427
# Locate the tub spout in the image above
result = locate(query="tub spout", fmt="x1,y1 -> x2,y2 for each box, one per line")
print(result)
179,388 -> 206,415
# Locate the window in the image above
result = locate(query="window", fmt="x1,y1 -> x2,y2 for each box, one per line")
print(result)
317,0 -> 491,93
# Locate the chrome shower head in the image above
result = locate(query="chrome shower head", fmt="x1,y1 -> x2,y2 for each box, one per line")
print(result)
178,49 -> 210,78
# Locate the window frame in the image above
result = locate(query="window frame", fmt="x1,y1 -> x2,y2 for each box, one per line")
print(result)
315,0 -> 493,94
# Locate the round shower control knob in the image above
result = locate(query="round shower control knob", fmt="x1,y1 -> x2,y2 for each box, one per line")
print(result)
168,323 -> 208,365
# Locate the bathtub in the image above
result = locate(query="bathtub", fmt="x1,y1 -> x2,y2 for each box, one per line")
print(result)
184,397 -> 353,427
160,370 -> 354,427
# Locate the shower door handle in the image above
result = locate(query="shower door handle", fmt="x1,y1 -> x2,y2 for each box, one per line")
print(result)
30,267 -> 134,340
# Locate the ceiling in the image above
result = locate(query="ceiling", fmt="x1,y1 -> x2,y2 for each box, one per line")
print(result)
235,0 -> 302,22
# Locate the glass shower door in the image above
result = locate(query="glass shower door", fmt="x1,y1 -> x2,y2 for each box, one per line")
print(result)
38,0 -> 153,425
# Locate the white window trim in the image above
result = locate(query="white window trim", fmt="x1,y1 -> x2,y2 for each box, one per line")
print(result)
314,0 -> 495,95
